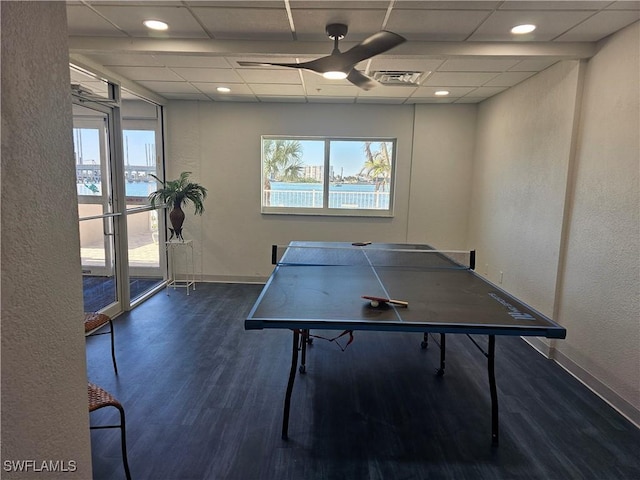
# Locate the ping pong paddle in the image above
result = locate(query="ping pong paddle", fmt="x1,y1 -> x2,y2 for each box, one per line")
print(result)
362,295 -> 409,307
352,241 -> 372,246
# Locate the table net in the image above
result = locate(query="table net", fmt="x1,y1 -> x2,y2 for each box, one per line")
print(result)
273,243 -> 474,270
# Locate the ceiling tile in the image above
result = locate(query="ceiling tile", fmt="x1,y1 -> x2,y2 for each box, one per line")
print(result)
357,85 -> 419,97
192,83 -> 254,95
438,58 -> 521,72
91,5 -> 209,38
288,1 -> 390,9
468,10 -> 595,41
305,85 -> 360,96
406,97 -> 457,104
308,97 -> 356,104
153,55 -> 232,68
508,58 -> 559,72
86,53 -> 164,67
170,68 -> 243,83
454,97 -> 486,103
67,5 -> 127,36
483,71 -> 537,87
356,97 -> 407,104
386,10 -> 490,41
163,92 -> 211,101
424,72 -> 498,87
500,1 -> 612,10
135,80 -> 202,94
410,86 -> 476,98
257,96 -> 308,103
395,1 -> 500,10
237,68 -> 302,84
191,6 -> 293,40
109,66 -> 184,81
606,1 -> 640,10
468,86 -> 509,97
212,95 -> 260,103
249,84 -> 307,95
555,10 -> 640,41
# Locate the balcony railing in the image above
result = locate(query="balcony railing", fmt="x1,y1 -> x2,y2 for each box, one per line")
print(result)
264,189 -> 390,209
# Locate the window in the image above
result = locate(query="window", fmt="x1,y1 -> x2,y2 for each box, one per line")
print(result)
261,137 -> 396,216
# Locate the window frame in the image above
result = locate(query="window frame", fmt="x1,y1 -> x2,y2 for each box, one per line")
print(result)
261,135 -> 397,217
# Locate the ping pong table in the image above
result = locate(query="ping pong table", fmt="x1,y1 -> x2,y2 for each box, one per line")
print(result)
245,241 -> 566,445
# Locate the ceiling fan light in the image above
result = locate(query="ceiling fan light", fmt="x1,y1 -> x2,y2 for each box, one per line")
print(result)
511,24 -> 536,35
323,71 -> 348,80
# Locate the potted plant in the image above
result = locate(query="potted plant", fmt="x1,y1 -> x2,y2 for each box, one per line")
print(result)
148,171 -> 207,241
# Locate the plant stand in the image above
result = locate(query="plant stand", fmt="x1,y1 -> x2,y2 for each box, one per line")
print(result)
165,240 -> 195,295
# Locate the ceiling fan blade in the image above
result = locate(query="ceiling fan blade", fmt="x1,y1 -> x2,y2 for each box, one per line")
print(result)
346,69 -> 380,91
236,28 -> 406,84
237,60 -> 302,68
238,58 -> 331,74
341,30 -> 406,65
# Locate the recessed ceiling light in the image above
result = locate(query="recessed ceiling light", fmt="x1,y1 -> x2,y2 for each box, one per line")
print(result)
511,24 -> 536,35
323,71 -> 348,80
435,90 -> 450,96
217,87 -> 231,93
143,20 -> 168,31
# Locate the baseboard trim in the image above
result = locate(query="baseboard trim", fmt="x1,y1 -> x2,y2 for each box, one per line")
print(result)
198,275 -> 268,284
524,337 -> 640,429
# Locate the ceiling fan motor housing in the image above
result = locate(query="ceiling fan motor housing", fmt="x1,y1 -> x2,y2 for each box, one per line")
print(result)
326,23 -> 348,40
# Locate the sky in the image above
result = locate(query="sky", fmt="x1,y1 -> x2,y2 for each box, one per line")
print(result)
295,140 -> 393,177
74,128 -> 156,166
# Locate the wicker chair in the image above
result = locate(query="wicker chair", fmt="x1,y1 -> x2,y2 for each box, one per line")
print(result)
88,382 -> 132,480
84,313 -> 118,375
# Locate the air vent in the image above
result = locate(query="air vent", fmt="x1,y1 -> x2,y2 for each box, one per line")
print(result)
371,71 -> 428,86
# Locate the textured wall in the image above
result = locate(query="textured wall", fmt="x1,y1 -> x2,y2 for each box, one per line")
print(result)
468,22 -> 639,422
555,21 -> 640,422
468,60 -> 581,316
1,2 -> 92,477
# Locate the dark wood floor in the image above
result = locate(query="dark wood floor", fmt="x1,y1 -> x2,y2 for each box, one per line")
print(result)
86,283 -> 640,480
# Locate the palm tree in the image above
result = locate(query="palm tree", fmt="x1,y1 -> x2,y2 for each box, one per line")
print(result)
360,142 -> 392,192
263,139 -> 303,205
148,171 -> 207,240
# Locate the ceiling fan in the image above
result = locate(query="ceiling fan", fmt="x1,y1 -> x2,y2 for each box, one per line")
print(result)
237,24 -> 406,91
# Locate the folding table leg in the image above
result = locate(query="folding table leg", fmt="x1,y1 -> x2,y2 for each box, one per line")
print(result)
488,334 -> 499,445
436,333 -> 446,376
282,329 -> 300,440
299,329 -> 309,374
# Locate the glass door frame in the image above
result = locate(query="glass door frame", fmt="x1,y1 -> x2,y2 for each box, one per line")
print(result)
74,85 -> 131,318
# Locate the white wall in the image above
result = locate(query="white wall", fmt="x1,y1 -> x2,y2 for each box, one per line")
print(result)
468,22 -> 639,424
554,22 -> 640,424
1,2 -> 93,477
165,102 -> 477,280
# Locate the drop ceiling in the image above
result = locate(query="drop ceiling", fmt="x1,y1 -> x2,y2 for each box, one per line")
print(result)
67,1 -> 639,104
